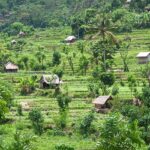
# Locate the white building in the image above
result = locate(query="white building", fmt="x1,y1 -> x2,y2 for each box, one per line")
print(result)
136,52 -> 150,64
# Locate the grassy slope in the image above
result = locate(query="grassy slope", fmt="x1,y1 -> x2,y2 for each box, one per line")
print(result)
0,27 -> 150,149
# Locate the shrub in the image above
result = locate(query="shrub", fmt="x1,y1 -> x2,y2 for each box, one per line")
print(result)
52,51 -> 61,66
55,144 -> 75,150
53,67 -> 64,79
120,80 -> 125,86
29,108 -> 44,135
100,72 -> 115,87
0,80 -> 14,108
20,77 -> 36,95
0,100 -> 8,122
0,125 -> 12,135
88,83 -> 99,98
9,131 -> 34,150
97,113 -> 147,150
56,93 -> 72,129
79,111 -> 95,136
57,94 -> 72,112
17,104 -> 23,116
6,22 -> 34,36
111,85 -> 119,96
48,129 -> 66,136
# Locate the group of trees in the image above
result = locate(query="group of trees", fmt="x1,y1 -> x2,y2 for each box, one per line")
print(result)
119,85 -> 150,145
71,1 -> 150,38
0,0 -> 149,33
0,81 -> 14,122
97,113 -> 147,150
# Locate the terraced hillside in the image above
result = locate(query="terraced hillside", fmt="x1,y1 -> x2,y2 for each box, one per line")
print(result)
0,28 -> 150,149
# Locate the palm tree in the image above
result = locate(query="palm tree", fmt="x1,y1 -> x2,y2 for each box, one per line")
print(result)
88,1 -> 118,71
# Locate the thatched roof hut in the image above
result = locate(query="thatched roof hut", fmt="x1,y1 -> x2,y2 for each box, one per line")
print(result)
93,96 -> 113,110
65,36 -> 76,43
4,62 -> 19,72
40,74 -> 62,88
133,98 -> 142,106
126,0 -> 131,3
19,31 -> 26,37
145,5 -> 150,12
11,39 -> 17,45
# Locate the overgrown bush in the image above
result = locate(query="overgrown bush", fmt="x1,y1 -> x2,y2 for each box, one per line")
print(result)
17,104 -> 23,116
55,144 -> 75,150
52,51 -> 61,66
0,80 -> 14,108
1,131 -> 35,150
0,100 -> 8,122
5,22 -> 34,36
0,81 -> 14,122
88,82 -> 99,98
29,108 -> 44,135
20,76 -> 37,95
79,111 -> 95,136
56,93 -> 72,129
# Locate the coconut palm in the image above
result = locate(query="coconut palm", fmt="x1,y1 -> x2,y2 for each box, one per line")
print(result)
88,1 -> 118,71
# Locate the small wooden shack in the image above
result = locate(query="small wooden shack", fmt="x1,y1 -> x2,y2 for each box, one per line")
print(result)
145,6 -> 150,12
11,39 -> 17,45
126,0 -> 131,3
40,74 -> 61,88
133,98 -> 142,106
92,96 -> 113,112
65,36 -> 76,43
136,52 -> 150,64
19,31 -> 26,37
4,62 -> 19,72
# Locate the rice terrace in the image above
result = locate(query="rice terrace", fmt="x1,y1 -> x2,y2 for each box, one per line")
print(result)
0,0 -> 150,150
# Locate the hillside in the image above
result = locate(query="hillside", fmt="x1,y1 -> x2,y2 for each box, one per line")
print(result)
0,0 -> 150,150
0,0 -> 149,29
0,27 -> 149,149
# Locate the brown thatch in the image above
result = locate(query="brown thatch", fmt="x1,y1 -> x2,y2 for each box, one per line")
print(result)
93,96 -> 112,105
65,36 -> 76,43
40,74 -> 62,88
126,0 -> 131,3
11,40 -> 17,45
5,62 -> 18,72
145,6 -> 150,12
19,31 -> 26,37
133,98 -> 142,106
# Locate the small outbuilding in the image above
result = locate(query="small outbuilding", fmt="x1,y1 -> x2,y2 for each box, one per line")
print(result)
40,74 -> 61,88
4,62 -> 19,72
145,5 -> 150,12
20,102 -> 30,111
136,52 -> 150,64
65,36 -> 76,43
126,0 -> 131,3
92,96 -> 113,112
11,39 -> 17,45
133,98 -> 142,106
19,31 -> 26,37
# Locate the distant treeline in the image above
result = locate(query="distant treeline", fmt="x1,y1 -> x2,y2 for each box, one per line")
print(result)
0,0 -> 149,33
